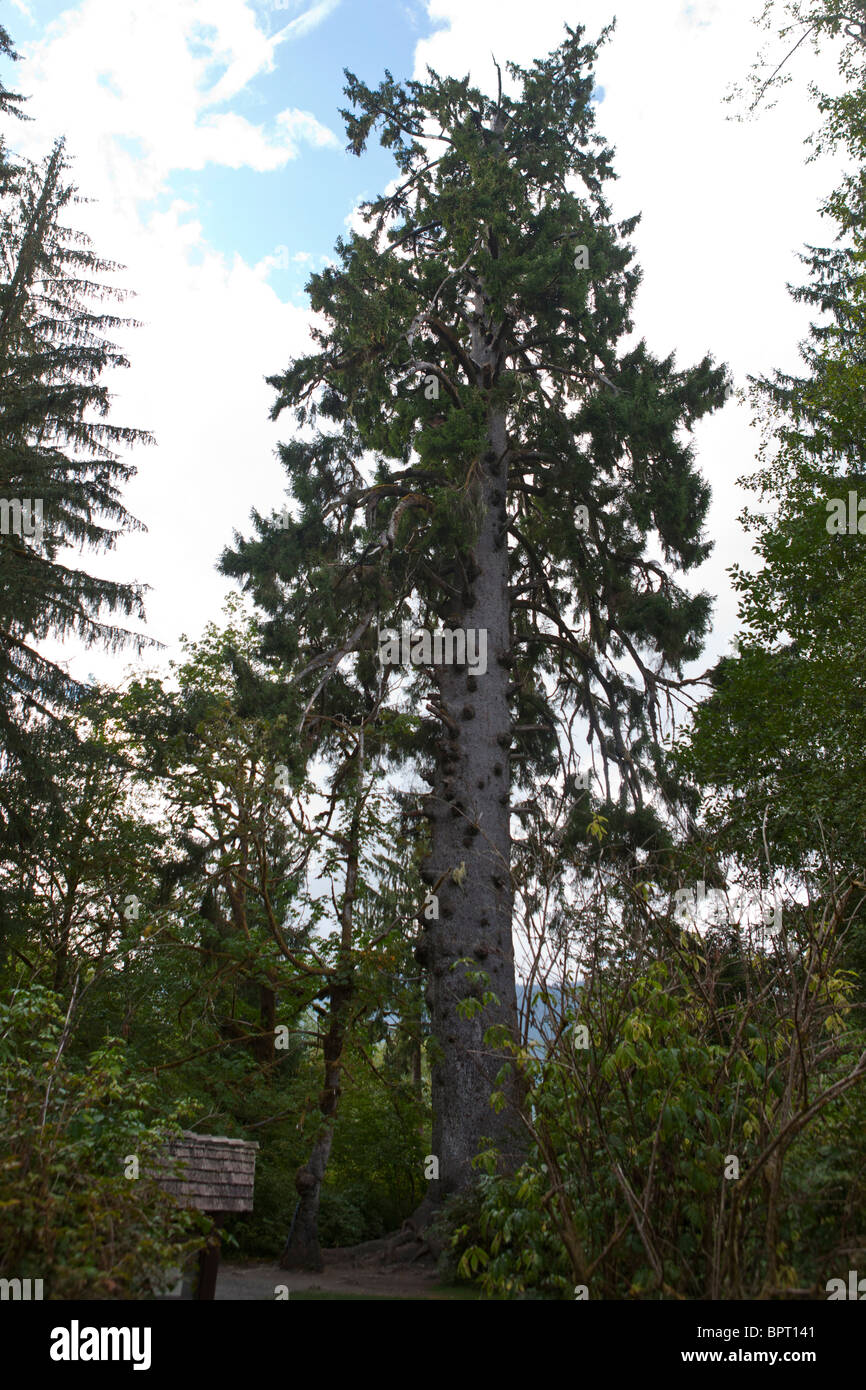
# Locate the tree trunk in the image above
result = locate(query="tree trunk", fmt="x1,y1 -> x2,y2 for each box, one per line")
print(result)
420,381 -> 526,1201
281,792 -> 362,1270
280,982 -> 351,1270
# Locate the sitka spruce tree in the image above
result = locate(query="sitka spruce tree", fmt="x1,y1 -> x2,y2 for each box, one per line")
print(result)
221,24 -> 728,1212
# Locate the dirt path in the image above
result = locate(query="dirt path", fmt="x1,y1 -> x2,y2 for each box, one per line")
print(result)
216,1251 -> 466,1301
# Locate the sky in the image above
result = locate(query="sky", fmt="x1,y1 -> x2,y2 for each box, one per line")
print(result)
0,0 -> 848,692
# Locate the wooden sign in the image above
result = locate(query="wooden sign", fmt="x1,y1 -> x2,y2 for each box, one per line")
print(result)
156,1133 -> 259,1299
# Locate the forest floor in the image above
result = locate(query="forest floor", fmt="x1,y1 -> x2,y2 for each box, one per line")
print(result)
217,1252 -> 479,1300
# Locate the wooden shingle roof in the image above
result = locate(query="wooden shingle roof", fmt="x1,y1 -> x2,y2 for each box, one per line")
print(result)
157,1132 -> 259,1213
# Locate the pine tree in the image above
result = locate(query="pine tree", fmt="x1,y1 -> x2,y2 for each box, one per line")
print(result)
221,24 -> 728,1207
0,23 -> 26,123
0,116 -> 154,840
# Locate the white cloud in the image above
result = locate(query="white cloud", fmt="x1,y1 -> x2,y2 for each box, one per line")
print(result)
273,0 -> 342,41
276,106 -> 339,149
6,0 -> 334,684
12,0 -> 338,193
202,0 -> 342,106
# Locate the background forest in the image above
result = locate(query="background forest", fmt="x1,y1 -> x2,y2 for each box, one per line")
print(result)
1,1 -> 866,1302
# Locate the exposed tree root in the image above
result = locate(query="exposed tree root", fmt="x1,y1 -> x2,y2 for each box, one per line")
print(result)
334,1218 -> 441,1270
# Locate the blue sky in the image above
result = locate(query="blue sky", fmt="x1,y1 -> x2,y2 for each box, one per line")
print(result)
7,1 -> 441,300
155,3 -> 432,298
0,0 -> 846,691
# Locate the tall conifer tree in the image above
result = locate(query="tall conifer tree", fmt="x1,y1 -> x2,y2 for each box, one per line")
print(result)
222,25 -> 728,1205
0,70 -> 153,841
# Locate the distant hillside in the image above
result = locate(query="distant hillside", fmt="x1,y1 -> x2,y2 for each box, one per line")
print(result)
517,981 -> 582,1047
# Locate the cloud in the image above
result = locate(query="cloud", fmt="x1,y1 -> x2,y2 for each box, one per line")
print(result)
12,0 -> 338,194
5,0 -> 335,684
273,0 -> 341,41
37,190 -> 318,685
158,107 -> 337,174
276,106 -> 340,149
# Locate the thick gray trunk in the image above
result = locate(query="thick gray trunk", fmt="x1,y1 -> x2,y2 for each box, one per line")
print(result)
419,394 -> 525,1199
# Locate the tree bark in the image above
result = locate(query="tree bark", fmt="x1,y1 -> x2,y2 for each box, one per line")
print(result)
420,362 -> 526,1199
280,981 -> 352,1270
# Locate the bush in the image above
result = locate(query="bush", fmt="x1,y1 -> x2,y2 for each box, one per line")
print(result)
0,985 -> 209,1298
317,1187 -> 373,1247
445,934 -> 866,1300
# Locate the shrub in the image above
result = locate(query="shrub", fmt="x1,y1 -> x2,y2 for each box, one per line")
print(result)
0,985 -> 209,1298
445,930 -> 866,1300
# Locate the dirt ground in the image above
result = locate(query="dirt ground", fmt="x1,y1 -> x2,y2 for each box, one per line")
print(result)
216,1250 -> 471,1300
